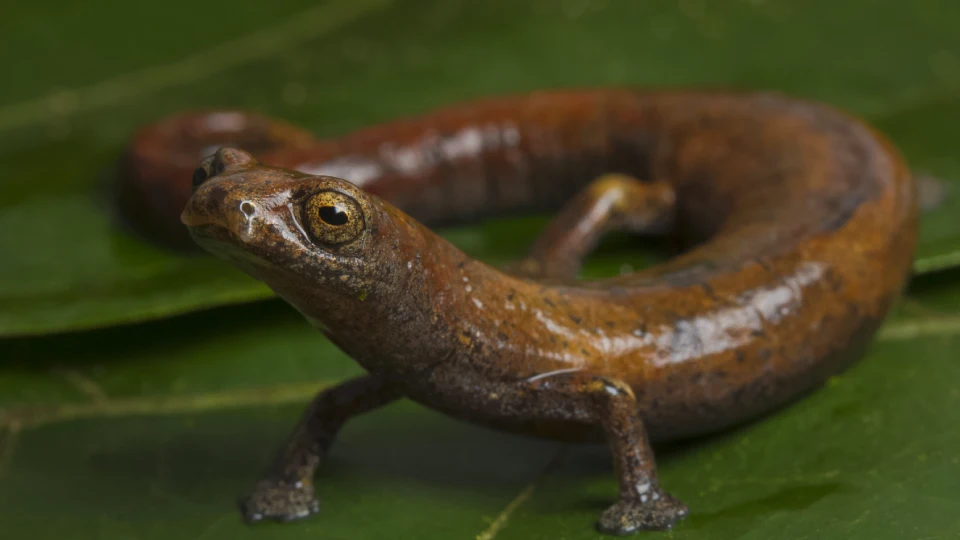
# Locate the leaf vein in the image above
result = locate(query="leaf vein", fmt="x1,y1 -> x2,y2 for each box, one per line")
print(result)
50,366 -> 109,403
476,446 -> 566,540
0,0 -> 393,134
879,316 -> 960,341
0,380 -> 330,429
0,420 -> 21,480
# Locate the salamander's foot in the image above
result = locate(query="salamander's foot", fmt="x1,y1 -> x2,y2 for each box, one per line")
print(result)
241,477 -> 320,524
596,491 -> 689,535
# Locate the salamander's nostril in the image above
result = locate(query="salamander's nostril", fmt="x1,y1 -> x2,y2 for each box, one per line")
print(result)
191,155 -> 220,190
191,166 -> 208,189
240,201 -> 256,217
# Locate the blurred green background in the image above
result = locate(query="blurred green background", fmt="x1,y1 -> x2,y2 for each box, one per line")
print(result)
1,0 -> 959,538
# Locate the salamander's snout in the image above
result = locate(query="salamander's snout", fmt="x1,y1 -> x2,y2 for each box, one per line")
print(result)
180,147 -> 280,244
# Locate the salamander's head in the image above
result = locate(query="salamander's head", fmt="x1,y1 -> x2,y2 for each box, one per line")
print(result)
181,147 -> 424,324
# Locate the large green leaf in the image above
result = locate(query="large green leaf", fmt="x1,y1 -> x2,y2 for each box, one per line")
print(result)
4,3 -> 960,535
1,0 -> 959,336
2,287 -> 960,539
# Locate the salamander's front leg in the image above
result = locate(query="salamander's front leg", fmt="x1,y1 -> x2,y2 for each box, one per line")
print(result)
524,374 -> 688,534
242,375 -> 400,523
508,174 -> 675,280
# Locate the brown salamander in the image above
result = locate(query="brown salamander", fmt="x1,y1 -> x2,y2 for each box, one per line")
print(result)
127,89 -> 917,534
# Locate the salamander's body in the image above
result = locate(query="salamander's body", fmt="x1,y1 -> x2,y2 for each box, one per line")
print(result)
128,89 -> 917,534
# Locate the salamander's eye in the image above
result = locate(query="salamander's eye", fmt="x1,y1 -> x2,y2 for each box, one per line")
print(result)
304,191 -> 365,246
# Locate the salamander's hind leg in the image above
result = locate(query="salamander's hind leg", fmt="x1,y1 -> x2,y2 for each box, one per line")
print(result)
507,174 -> 675,280
241,375 -> 400,524
518,373 -> 689,534
579,376 -> 688,534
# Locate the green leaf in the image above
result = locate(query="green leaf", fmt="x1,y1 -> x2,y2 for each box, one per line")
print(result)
4,2 -> 960,534
502,332 -> 960,540
2,296 -> 960,539
2,0 -> 960,336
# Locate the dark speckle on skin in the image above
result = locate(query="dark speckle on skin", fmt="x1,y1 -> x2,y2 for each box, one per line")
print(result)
829,275 -> 845,293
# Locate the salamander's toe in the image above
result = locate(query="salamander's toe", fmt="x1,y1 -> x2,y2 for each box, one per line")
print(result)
596,490 -> 689,535
240,476 -> 320,524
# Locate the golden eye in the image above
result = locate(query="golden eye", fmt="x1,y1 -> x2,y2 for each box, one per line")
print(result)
304,191 -> 365,246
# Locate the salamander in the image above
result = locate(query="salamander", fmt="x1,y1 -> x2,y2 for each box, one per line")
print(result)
124,89 -> 917,535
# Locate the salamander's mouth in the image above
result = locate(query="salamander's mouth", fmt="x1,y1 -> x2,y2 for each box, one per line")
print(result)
184,221 -> 233,244
186,222 -> 244,258
184,222 -> 279,274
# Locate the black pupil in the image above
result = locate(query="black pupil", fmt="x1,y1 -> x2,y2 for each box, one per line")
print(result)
318,205 -> 349,226
191,167 -> 208,188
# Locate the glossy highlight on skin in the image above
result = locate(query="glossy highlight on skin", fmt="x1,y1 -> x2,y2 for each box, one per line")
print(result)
124,89 -> 918,535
